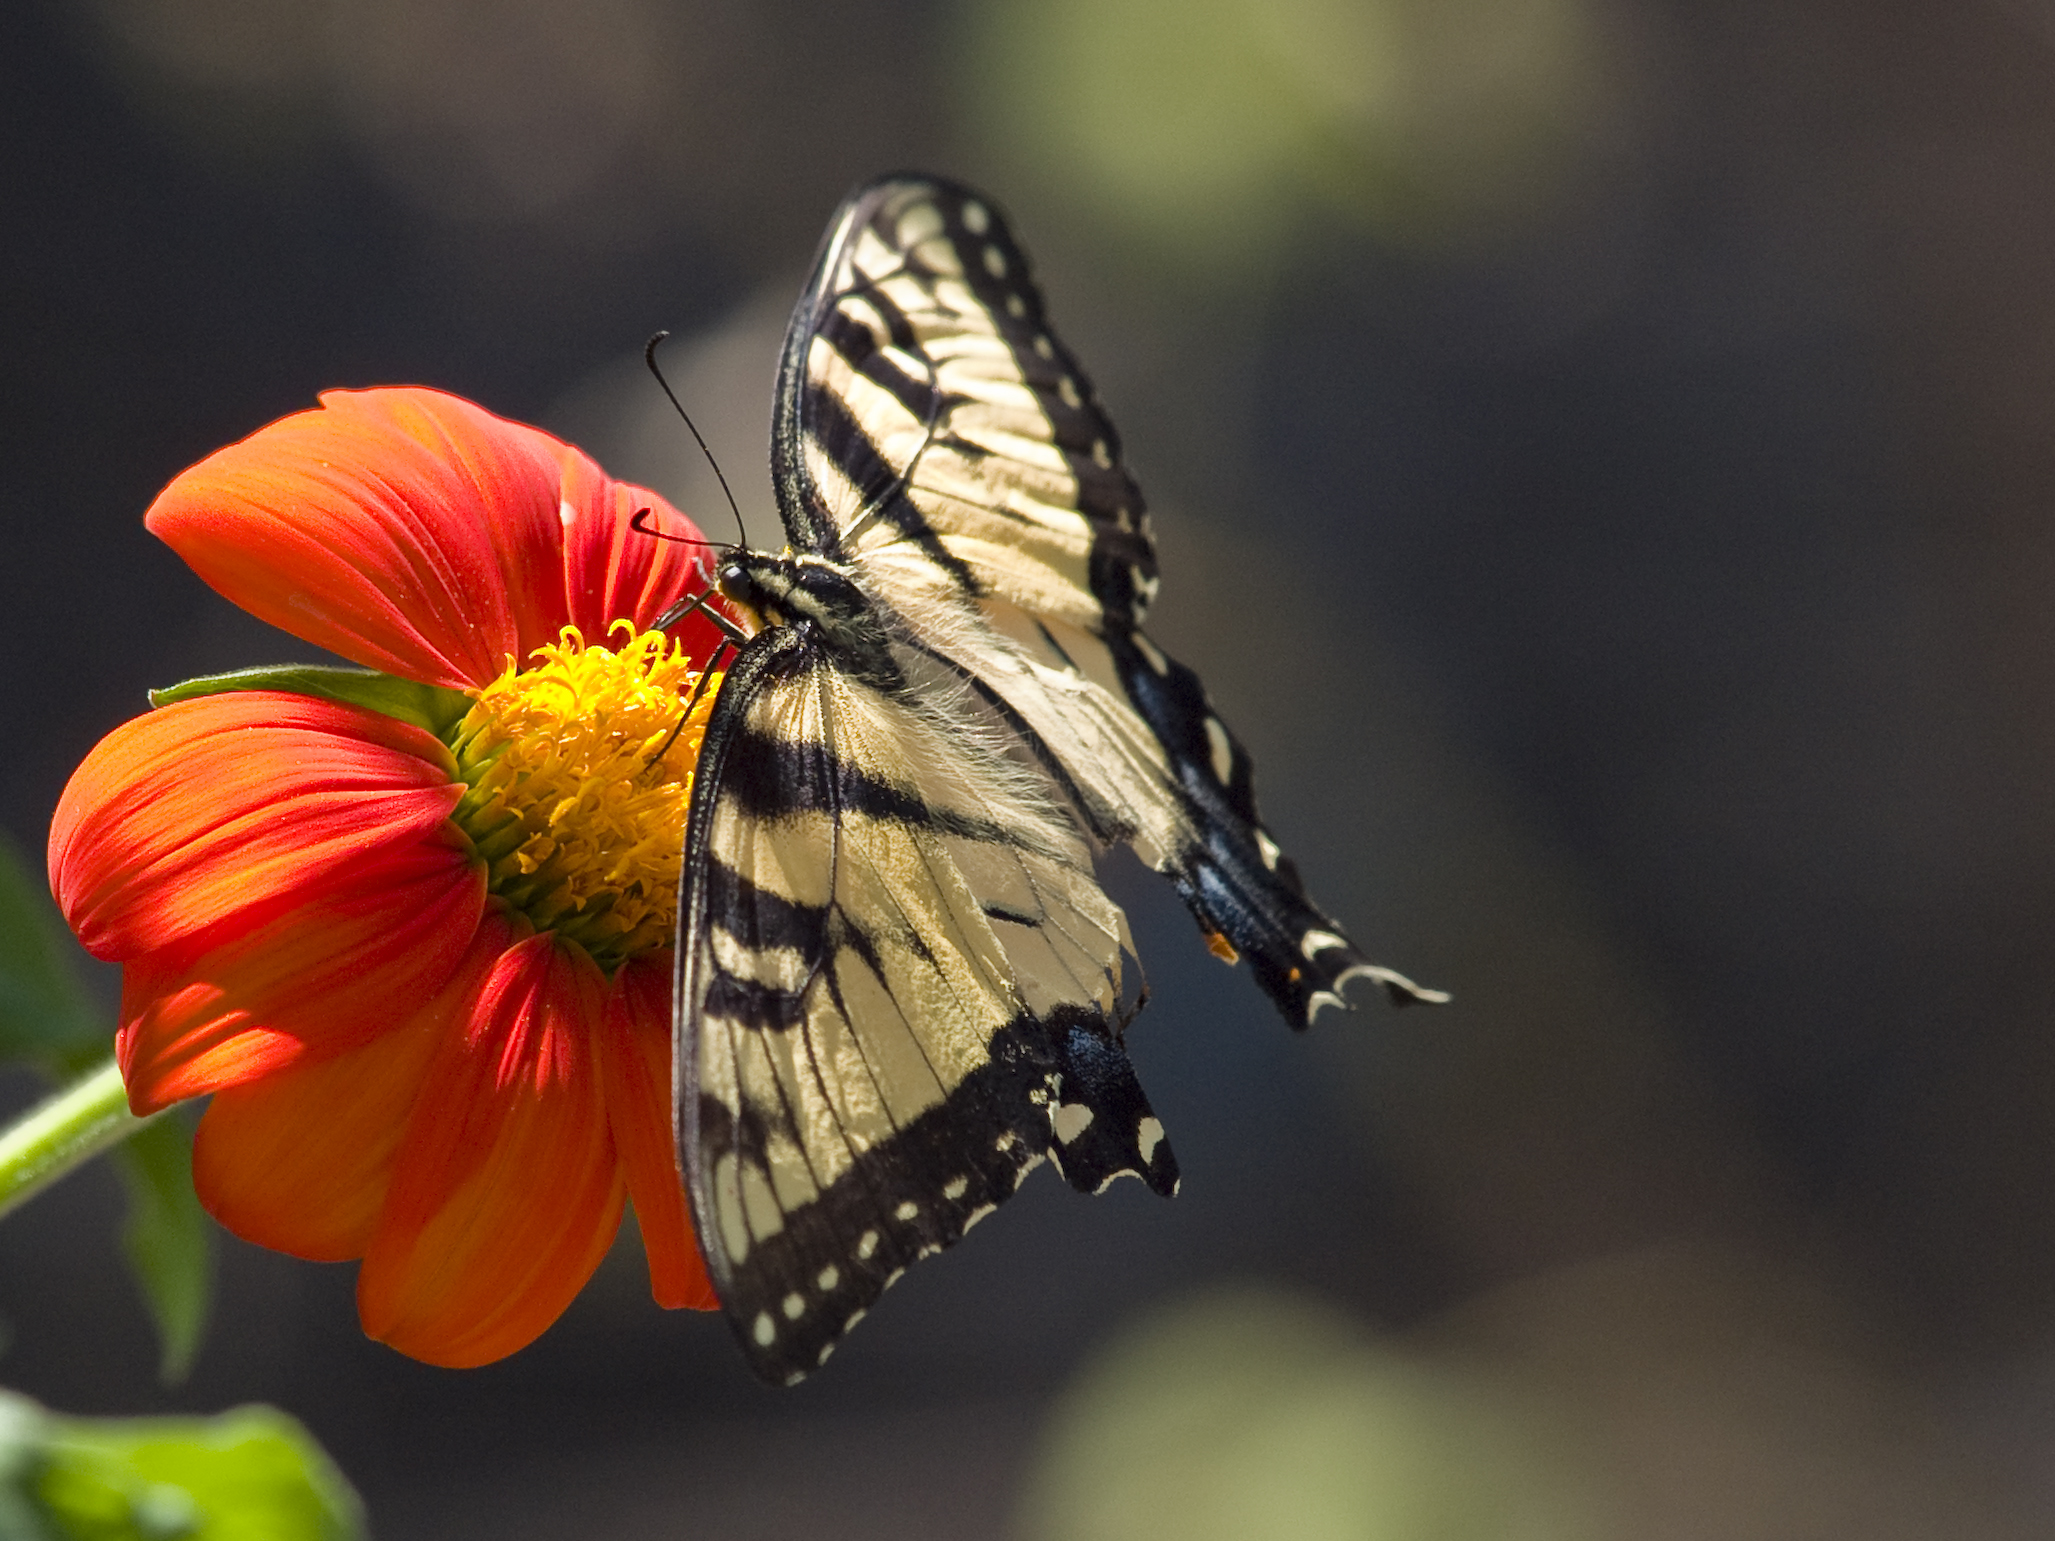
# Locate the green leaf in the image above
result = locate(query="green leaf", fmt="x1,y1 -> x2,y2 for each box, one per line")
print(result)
0,1393 -> 59,1541
149,665 -> 473,737
0,1390 -> 367,1541
110,1119 -> 212,1385
0,832 -> 101,1073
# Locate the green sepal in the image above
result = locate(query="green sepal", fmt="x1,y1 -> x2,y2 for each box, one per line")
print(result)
0,833 -> 101,1076
0,1389 -> 367,1540
149,666 -> 473,737
112,1116 -> 213,1386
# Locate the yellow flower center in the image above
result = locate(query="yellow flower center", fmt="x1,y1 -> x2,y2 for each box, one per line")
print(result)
448,622 -> 720,972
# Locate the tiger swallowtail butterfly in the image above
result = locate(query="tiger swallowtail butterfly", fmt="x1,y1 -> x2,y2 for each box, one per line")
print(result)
670,173 -> 1444,1385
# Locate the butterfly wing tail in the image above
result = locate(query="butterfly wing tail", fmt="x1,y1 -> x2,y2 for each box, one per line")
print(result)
1107,630 -> 1448,1026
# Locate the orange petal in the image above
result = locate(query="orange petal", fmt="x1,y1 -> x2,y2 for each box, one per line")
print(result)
599,953 -> 718,1311
144,387 -> 581,689
52,692 -> 463,961
192,1004 -> 444,1261
557,461 -> 729,663
116,838 -> 485,1114
358,931 -> 626,1367
191,914 -> 505,1261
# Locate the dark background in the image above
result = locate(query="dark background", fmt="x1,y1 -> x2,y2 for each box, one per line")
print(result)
7,0 -> 2055,1534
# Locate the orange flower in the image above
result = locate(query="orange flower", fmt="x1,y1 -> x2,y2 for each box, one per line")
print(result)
49,387 -> 730,1367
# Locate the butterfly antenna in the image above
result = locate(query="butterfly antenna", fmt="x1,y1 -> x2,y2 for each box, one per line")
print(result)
645,331 -> 749,549
630,505 -> 731,556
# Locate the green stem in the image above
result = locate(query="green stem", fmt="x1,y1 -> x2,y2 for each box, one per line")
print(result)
0,1057 -> 158,1222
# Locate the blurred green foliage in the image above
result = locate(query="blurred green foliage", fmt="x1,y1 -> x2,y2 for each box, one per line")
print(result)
0,833 -> 104,1079
0,1390 -> 364,1541
0,834 -> 211,1382
1022,1287 -> 1605,1541
959,0 -> 1623,274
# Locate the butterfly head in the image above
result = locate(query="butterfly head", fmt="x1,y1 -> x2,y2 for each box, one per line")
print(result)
716,551 -> 879,648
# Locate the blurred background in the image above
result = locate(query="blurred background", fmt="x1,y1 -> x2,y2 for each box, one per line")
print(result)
6,0 -> 2055,1534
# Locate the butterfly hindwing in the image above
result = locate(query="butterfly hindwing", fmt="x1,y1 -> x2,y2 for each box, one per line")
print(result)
679,622 -> 1177,1384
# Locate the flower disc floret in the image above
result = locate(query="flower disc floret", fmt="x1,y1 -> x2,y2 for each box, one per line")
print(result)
449,622 -> 719,972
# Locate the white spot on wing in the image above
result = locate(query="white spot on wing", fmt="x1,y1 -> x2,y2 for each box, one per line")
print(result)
1057,377 -> 1081,408
1306,989 -> 1348,1023
1092,439 -> 1112,468
1034,334 -> 1055,358
1053,1102 -> 1095,1144
894,1200 -> 918,1222
1137,1116 -> 1165,1165
753,1312 -> 775,1347
962,200 -> 990,233
984,245 -> 1008,278
782,1292 -> 805,1320
1205,717 -> 1234,784
1133,634 -> 1170,676
943,1176 -> 968,1200
1334,962 -> 1451,1005
857,1230 -> 879,1260
1301,928 -> 1350,961
1007,294 -> 1028,318
816,1265 -> 840,1291
963,1203 -> 998,1231
896,202 -> 943,246
1256,830 -> 1282,870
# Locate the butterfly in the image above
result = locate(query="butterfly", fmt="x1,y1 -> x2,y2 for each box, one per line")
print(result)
666,173 -> 1444,1385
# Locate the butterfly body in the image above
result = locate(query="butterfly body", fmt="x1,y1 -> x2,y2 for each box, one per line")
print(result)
675,174 -> 1442,1385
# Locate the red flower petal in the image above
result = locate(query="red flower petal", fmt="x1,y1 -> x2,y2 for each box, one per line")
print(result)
116,838 -> 485,1114
191,1000 -> 449,1261
51,692 -> 463,962
357,929 -> 626,1367
144,387 -> 711,689
600,953 -> 718,1311
191,914 -> 506,1261
557,457 -> 728,664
